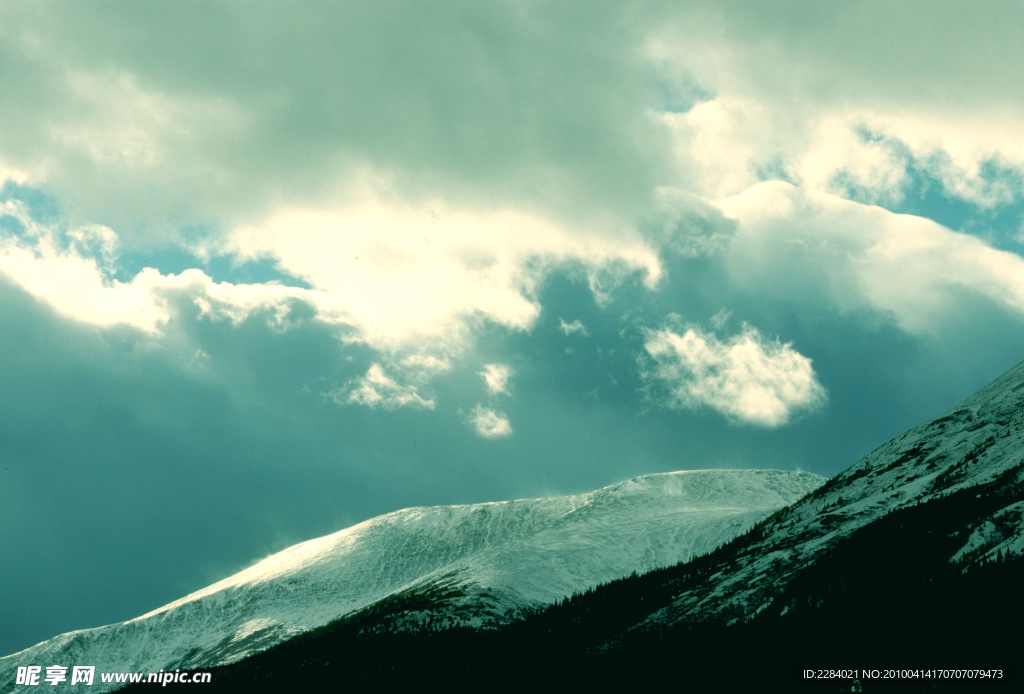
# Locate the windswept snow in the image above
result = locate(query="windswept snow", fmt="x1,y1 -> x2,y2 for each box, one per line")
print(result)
0,469 -> 822,691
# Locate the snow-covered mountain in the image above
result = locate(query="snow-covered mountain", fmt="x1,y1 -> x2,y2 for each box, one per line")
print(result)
637,359 -> 1024,631
0,468 -> 822,691
85,358 -> 1021,691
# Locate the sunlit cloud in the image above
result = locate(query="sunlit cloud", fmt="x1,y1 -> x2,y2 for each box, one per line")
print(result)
330,364 -> 434,411
558,318 -> 589,337
0,199 -> 323,335
642,323 -> 826,427
480,364 -> 514,396
717,182 -> 1024,334
0,199 -> 170,333
400,354 -> 452,374
218,195 -> 661,352
468,404 -> 513,438
648,5 -> 1024,211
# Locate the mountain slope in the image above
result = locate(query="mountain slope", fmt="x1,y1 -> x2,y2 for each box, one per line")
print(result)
0,468 -> 822,690
163,358 -> 1024,693
637,359 -> 1024,631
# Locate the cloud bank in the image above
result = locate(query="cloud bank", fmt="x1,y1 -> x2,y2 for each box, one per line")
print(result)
0,1 -> 1021,426
220,196 -> 660,351
717,182 -> 1024,335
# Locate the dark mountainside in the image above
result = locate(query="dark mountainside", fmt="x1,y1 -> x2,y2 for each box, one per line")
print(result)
124,360 -> 1024,692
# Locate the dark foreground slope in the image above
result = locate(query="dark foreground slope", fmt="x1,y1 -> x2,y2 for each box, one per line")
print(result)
124,360 -> 1024,692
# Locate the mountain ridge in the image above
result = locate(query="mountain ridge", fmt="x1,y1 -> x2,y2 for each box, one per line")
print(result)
634,360 -> 1024,632
0,468 -> 823,692
148,358 -> 1024,692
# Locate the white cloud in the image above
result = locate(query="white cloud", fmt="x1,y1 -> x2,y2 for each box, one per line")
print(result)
400,354 -> 452,374
717,182 -> 1024,334
468,404 -> 512,438
3,3 -> 1023,414
0,200 -> 169,332
51,69 -> 246,173
0,192 -> 657,420
663,97 -> 1023,209
648,187 -> 739,259
0,199 -> 324,335
480,364 -> 514,396
331,364 -> 434,411
648,6 -> 1024,208
0,160 -> 29,186
4,3 -> 1023,247
0,183 -> 664,362
710,308 -> 731,330
218,194 -> 660,351
0,3 -> 675,242
642,323 -> 826,427
558,318 -> 589,337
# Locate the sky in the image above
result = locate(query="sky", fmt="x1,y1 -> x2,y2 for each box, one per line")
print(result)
3,0 -> 1024,656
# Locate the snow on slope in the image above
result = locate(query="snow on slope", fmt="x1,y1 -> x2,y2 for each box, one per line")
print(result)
642,359 -> 1024,630
0,469 -> 822,690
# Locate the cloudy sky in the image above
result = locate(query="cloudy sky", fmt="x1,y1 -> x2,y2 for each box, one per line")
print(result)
3,0 -> 1024,656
